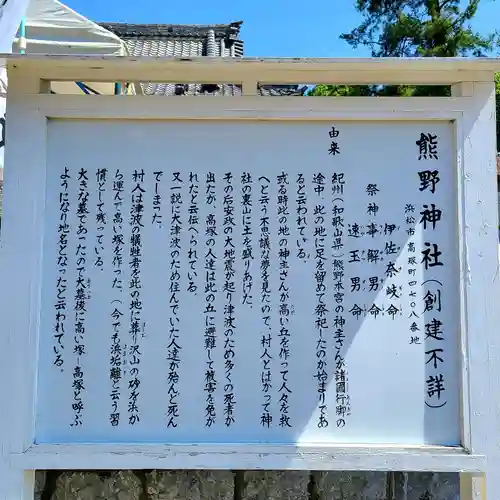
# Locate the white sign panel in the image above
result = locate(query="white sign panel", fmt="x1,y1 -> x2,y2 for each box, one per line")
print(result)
35,119 -> 460,446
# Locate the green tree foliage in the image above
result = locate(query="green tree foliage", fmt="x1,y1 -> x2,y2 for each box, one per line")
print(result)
342,0 -> 495,58
308,0 -> 500,147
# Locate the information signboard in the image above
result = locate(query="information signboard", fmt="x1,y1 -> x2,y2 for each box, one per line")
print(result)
0,55 -> 499,500
38,119 -> 460,447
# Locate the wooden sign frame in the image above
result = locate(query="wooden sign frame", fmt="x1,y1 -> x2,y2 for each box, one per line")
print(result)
0,55 -> 499,500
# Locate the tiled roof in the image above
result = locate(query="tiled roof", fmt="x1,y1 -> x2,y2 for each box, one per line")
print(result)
137,82 -> 307,97
98,22 -> 243,41
99,22 -> 244,58
99,22 -> 307,97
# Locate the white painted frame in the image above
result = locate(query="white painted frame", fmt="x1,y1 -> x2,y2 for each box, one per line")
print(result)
0,57 -> 498,500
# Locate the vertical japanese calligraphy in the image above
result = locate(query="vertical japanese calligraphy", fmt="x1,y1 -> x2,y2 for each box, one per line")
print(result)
187,173 -> 200,295
241,172 -> 253,307
152,171 -> 163,227
203,172 -> 217,427
418,149 -> 446,409
296,173 -> 308,261
312,170 -> 329,428
332,172 -> 349,428
128,169 -> 145,425
167,172 -> 183,428
223,173 -> 236,427
416,133 -> 439,161
110,169 -> 125,427
259,175 -> 272,428
40,120 -> 460,447
53,167 -> 70,371
328,125 -> 340,156
277,172 -> 292,428
406,202 -> 419,345
95,169 -> 107,269
378,188 -> 402,323
72,167 -> 89,427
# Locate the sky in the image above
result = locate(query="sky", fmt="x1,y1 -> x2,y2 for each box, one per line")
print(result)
65,0 -> 500,58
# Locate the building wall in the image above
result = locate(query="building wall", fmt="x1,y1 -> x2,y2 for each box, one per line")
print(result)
34,470 -> 460,499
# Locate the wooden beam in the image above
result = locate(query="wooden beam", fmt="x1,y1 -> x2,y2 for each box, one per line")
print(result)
460,473 -> 486,500
4,55 -> 500,89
